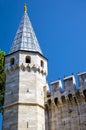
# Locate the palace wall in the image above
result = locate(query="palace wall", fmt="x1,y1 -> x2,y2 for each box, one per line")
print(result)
45,72 -> 86,130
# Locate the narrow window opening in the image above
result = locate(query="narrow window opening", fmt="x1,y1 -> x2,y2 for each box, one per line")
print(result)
26,56 -> 31,63
54,97 -> 58,105
10,58 -> 15,65
68,94 -> 72,101
27,122 -> 29,128
83,90 -> 86,101
61,96 -> 66,103
41,60 -> 44,67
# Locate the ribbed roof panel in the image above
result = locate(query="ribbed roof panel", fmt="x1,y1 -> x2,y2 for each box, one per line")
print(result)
10,12 -> 42,54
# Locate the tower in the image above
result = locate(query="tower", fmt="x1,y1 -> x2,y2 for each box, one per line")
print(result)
3,4 -> 48,130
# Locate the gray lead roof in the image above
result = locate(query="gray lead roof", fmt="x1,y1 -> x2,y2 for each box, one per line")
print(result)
10,12 -> 42,54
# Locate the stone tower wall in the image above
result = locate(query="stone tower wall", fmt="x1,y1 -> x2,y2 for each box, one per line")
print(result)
3,51 -> 48,130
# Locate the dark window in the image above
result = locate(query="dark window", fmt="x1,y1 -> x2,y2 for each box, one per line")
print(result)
41,60 -> 44,67
26,56 -> 31,63
83,90 -> 86,101
61,96 -> 66,103
68,94 -> 72,101
54,98 -> 58,105
10,58 -> 15,65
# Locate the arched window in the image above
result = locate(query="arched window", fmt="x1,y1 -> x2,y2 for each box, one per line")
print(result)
54,97 -> 58,105
26,56 -> 31,63
68,94 -> 72,101
41,60 -> 44,67
61,96 -> 66,103
10,58 -> 15,65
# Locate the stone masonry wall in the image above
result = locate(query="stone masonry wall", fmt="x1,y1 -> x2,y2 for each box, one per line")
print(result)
45,72 -> 86,130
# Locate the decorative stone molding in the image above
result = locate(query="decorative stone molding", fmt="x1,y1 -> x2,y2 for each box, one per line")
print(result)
5,63 -> 47,76
20,63 -> 25,71
38,67 -> 41,73
15,64 -> 20,70
26,64 -> 31,72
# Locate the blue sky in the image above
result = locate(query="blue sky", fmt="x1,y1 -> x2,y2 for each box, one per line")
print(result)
0,113 -> 2,130
0,0 -> 86,84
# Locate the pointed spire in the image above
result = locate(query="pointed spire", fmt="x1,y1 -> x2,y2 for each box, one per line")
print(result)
24,3 -> 27,13
10,5 -> 42,54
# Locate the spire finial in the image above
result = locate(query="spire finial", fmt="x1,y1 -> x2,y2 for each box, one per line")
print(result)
24,3 -> 27,12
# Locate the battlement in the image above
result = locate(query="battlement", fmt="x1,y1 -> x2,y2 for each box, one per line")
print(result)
50,72 -> 86,93
45,72 -> 86,106
45,72 -> 86,130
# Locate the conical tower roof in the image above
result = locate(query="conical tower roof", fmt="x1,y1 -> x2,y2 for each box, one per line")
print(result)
10,4 -> 42,54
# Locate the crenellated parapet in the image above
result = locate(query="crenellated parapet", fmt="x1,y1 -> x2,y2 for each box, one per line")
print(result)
45,72 -> 86,108
78,72 -> 86,91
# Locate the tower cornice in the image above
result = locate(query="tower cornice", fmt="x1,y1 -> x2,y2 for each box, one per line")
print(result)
5,50 -> 48,61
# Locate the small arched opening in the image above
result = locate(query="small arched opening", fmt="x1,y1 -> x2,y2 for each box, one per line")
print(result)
54,97 -> 58,106
61,95 -> 66,104
26,56 -> 31,63
10,58 -> 15,65
68,94 -> 73,101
